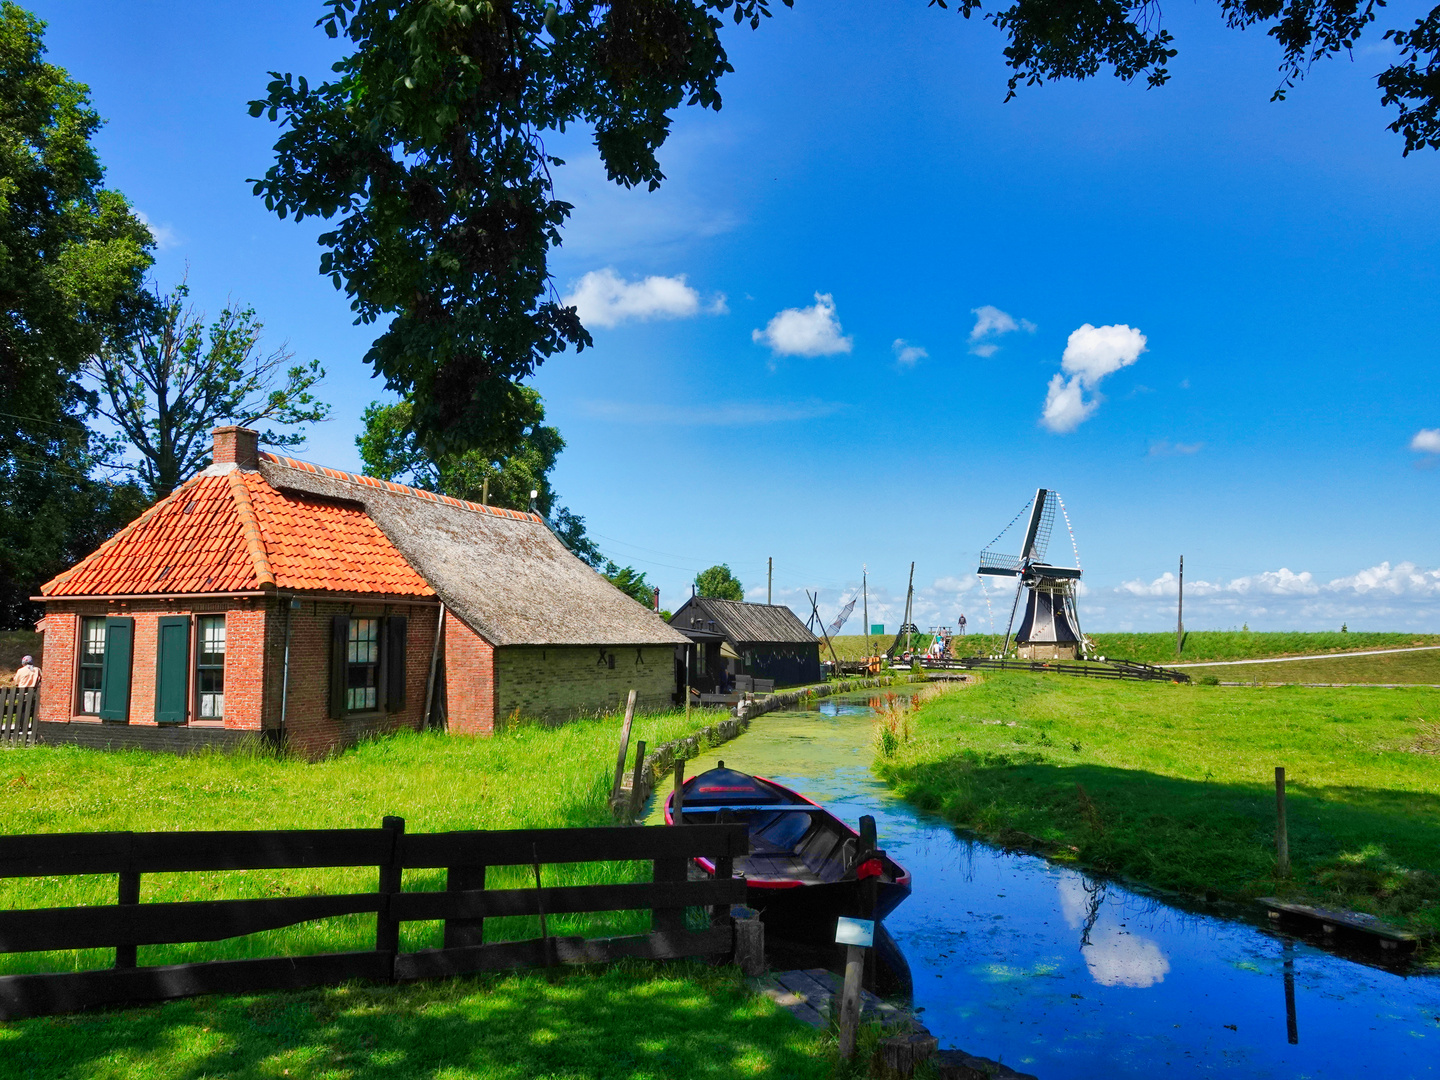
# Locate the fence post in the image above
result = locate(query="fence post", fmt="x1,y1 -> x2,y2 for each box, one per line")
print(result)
626,740 -> 647,824
1275,767 -> 1290,878
377,816 -> 405,976
443,861 -> 486,950
672,758 -> 686,820
115,833 -> 139,970
610,690 -> 637,805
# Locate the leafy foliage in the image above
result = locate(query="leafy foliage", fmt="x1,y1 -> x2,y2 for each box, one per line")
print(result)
87,281 -> 329,498
0,2 -> 154,626
694,563 -> 743,601
602,561 -> 656,607
249,0 -> 794,456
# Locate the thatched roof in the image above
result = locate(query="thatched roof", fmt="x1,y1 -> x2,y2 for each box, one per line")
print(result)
669,597 -> 817,646
259,454 -> 686,648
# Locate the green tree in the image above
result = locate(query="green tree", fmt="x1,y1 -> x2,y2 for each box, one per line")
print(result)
0,3 -> 155,626
358,390 -> 561,514
602,562 -> 656,607
695,564 -> 743,602
87,281 -> 330,498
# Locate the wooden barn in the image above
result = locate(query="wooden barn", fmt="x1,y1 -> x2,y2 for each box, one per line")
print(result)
34,427 -> 685,757
668,596 -> 821,691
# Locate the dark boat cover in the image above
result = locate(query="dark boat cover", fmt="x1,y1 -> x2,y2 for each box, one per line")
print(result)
684,767 -> 784,806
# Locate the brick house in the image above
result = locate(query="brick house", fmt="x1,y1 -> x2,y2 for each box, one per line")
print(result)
36,427 -> 686,757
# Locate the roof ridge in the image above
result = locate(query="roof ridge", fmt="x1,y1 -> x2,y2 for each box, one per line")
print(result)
228,470 -> 277,590
257,451 -> 544,523
41,473 -> 210,595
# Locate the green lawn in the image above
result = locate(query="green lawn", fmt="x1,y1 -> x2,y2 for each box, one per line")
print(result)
875,675 -> 1440,941
1195,648 -> 1440,685
0,711 -> 847,1078
827,629 -> 1440,668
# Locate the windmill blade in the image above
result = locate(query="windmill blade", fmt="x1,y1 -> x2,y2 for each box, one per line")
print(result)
977,551 -> 1024,575
1018,488 -> 1049,561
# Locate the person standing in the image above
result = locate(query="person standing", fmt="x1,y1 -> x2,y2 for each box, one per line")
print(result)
15,655 -> 40,689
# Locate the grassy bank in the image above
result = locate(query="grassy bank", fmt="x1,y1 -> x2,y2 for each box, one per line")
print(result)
874,675 -> 1440,939
1200,649 -> 1440,685
0,710 -> 858,1077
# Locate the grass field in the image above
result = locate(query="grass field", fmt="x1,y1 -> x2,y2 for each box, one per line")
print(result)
874,675 -> 1440,941
0,710 -> 852,1078
1196,649 -> 1440,685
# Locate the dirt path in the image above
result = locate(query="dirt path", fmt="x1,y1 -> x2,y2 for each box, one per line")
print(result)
1171,644 -> 1440,668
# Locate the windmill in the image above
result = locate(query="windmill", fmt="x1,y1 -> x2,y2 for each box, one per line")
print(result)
977,488 -> 1086,660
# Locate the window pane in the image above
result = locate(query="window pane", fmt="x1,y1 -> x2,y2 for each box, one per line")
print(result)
82,689 -> 102,713
348,619 -> 379,664
199,691 -> 224,718
83,618 -> 106,661
199,616 -> 225,665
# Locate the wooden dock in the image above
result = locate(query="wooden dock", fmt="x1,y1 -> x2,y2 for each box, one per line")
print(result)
752,968 -> 1038,1079
1258,897 -> 1427,950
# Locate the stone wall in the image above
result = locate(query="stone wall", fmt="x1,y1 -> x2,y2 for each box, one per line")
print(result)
495,644 -> 675,725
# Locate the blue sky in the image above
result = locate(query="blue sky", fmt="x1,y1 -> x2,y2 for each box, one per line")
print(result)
31,0 -> 1440,633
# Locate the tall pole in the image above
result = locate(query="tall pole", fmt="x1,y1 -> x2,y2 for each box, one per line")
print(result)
863,564 -> 870,660
904,561 -> 915,656
768,556 -> 772,605
1176,555 -> 1185,655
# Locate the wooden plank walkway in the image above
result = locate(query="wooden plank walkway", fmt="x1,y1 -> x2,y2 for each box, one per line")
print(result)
1258,897 -> 1428,948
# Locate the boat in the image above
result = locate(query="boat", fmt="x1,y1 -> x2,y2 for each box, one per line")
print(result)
665,762 -> 911,942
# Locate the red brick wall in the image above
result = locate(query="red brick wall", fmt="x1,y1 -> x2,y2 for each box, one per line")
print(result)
273,597 -> 440,759
38,598 -> 270,728
443,615 -> 496,736
38,596 -> 440,758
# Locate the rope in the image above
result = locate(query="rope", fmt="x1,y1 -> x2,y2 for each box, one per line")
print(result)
1057,492 -> 1081,571
982,495 -> 1033,555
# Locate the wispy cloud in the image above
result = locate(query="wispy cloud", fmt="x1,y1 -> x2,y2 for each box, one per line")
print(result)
967,305 -> 1035,358
1148,438 -> 1204,457
580,398 -> 846,426
1041,323 -> 1147,433
563,268 -> 725,329
752,293 -> 852,357
136,210 -> 181,251
892,339 -> 927,367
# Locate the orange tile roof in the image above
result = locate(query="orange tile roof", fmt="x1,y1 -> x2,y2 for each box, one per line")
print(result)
43,468 -> 433,598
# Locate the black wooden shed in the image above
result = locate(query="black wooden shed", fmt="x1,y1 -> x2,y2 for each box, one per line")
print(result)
669,597 -> 821,690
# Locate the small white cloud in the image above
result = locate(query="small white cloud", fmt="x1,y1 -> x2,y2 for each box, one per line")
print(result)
892,339 -> 928,367
563,268 -> 720,329
136,209 -> 181,251
1041,323 -> 1147,433
752,293 -> 852,357
1148,439 -> 1204,457
967,305 -> 1035,356
1411,428 -> 1440,454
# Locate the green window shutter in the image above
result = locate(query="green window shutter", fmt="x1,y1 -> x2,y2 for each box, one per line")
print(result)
155,616 -> 191,724
98,616 -> 134,722
330,615 -> 349,719
385,616 -> 407,713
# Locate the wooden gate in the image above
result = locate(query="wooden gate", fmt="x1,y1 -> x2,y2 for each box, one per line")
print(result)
0,687 -> 37,748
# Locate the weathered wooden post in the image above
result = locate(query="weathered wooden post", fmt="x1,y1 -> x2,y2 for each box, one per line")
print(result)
610,690 -> 637,805
732,905 -> 765,976
377,816 -> 406,977
837,814 -> 881,1060
626,740 -> 647,824
877,1033 -> 940,1079
1275,766 -> 1290,878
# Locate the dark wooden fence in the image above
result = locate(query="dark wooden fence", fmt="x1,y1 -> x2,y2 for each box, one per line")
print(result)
0,687 -> 37,748
950,657 -> 1191,683
0,820 -> 749,1019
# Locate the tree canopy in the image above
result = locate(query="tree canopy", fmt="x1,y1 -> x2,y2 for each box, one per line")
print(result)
0,2 -> 154,626
695,563 -> 743,602
88,281 -> 330,498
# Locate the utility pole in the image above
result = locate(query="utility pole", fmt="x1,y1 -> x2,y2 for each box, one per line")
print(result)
862,564 -> 870,660
904,562 -> 915,657
1176,555 -> 1185,655
768,556 -> 772,605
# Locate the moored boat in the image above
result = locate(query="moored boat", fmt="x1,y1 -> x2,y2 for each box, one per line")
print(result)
665,762 -> 911,942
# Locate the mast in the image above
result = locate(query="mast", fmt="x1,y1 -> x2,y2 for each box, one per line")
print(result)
863,564 -> 870,660
1176,555 -> 1185,655
904,561 -> 915,656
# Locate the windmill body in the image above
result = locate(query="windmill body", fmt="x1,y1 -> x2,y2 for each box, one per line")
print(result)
977,488 -> 1086,660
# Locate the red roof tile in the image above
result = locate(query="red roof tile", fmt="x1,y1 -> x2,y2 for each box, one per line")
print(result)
42,468 -> 433,598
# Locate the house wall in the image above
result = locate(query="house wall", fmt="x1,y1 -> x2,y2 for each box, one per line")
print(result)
37,595 -> 439,759
494,645 -> 675,724
443,615 -> 496,736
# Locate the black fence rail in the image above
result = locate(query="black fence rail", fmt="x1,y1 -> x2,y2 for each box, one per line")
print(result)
0,819 -> 749,1019
951,657 -> 1191,683
0,687 -> 37,748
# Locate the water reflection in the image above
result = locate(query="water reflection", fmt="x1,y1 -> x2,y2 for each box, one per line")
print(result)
649,691 -> 1440,1078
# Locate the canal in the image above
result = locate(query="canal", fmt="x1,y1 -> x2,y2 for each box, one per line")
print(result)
649,688 -> 1440,1079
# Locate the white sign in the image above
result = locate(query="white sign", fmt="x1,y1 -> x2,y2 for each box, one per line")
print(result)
835,917 -> 874,948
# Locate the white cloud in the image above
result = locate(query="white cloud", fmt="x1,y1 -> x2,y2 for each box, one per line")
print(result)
1041,323 -> 1147,434
1411,428 -> 1440,454
1058,880 -> 1170,989
580,398 -> 845,426
136,210 -> 181,251
1148,439 -> 1203,457
752,293 -> 852,357
892,339 -> 928,367
967,305 -> 1035,357
564,268 -> 727,329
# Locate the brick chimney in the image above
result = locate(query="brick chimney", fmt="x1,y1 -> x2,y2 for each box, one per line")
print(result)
213,426 -> 260,470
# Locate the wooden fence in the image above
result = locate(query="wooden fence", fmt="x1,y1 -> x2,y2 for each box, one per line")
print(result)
0,687 -> 37,748
0,820 -> 749,1019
